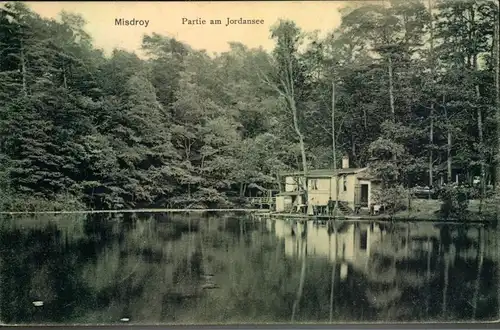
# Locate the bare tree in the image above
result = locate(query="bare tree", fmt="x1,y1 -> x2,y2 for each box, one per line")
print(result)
332,80 -> 340,216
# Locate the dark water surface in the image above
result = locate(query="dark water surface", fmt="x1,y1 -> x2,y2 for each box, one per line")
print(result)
0,213 -> 498,324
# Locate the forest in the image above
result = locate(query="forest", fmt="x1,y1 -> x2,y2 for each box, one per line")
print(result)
1,0 -> 500,211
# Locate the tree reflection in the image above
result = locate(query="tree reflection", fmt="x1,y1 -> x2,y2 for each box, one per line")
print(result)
328,220 -> 338,322
0,215 -> 498,324
0,218 -> 97,323
472,226 -> 484,319
440,225 -> 450,319
291,222 -> 307,322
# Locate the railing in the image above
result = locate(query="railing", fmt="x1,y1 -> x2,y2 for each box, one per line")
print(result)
246,197 -> 276,206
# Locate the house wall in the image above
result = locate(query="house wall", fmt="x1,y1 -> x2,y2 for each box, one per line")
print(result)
307,174 -> 357,209
338,175 -> 357,209
307,177 -> 332,205
285,176 -> 304,192
275,196 -> 286,212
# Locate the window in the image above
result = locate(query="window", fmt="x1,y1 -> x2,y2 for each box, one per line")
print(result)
310,179 -> 318,190
343,176 -> 347,192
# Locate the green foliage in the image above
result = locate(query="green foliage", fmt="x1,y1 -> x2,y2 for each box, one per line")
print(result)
0,0 -> 498,211
1,193 -> 85,212
438,185 -> 470,220
372,185 -> 411,215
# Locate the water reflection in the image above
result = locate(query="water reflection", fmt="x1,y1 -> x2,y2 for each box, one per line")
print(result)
269,219 -> 498,321
0,213 -> 498,324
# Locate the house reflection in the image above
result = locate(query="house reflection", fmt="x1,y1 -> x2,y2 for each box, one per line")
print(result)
267,220 -> 484,259
267,220 -> 387,279
266,219 -> 486,286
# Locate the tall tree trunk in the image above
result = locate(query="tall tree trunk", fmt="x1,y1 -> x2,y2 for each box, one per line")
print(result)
276,173 -> 282,192
332,81 -> 339,216
495,3 -> 500,319
388,55 -> 395,121
447,130 -> 452,183
429,103 -> 434,194
288,84 -> 308,210
477,84 -> 485,212
495,2 -> 500,316
239,183 -> 244,197
285,52 -> 308,198
332,80 -> 336,171
363,108 -> 367,130
291,99 -> 307,187
473,12 -> 485,211
20,39 -> 27,97
387,54 -> 398,165
62,58 -> 68,89
444,95 -> 452,183
428,0 -> 435,195
261,48 -> 307,208
352,134 -> 356,165
495,0 -> 500,217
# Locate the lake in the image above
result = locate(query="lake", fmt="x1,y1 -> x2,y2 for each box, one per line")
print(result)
0,212 -> 498,324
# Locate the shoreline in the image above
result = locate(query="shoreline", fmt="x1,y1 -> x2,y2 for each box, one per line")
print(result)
0,203 -> 496,224
0,208 -> 269,215
258,211 -> 496,224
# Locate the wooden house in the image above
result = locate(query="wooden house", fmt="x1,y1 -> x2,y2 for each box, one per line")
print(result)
276,156 -> 381,214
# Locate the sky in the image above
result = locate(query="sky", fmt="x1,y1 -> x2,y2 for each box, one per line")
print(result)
25,1 -> 348,56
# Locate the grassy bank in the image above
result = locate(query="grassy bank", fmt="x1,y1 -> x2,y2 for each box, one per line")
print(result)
387,198 -> 497,221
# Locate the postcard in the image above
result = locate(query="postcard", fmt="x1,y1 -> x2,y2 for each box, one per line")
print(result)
0,0 -> 499,325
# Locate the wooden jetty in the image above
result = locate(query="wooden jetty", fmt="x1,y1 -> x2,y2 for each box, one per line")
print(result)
255,212 -> 351,222
256,211 -> 492,225
0,208 -> 270,215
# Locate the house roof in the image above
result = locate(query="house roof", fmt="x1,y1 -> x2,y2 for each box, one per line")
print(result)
247,183 -> 267,192
277,191 -> 305,196
281,167 -> 368,178
357,169 -> 381,181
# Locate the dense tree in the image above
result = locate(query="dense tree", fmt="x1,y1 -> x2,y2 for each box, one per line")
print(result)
0,0 -> 499,211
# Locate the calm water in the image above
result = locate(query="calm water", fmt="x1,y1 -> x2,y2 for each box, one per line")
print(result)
0,212 -> 498,324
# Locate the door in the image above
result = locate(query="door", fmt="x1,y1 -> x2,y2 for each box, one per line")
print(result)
360,184 -> 369,207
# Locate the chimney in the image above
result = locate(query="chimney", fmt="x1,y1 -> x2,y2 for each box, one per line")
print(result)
342,155 -> 349,169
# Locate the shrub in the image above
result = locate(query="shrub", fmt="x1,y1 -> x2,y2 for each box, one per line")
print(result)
372,185 -> 411,215
438,185 -> 469,220
0,193 -> 85,212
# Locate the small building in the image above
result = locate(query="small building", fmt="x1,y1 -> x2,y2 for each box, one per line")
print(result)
277,156 -> 381,214
245,183 -> 278,209
275,191 -> 306,213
